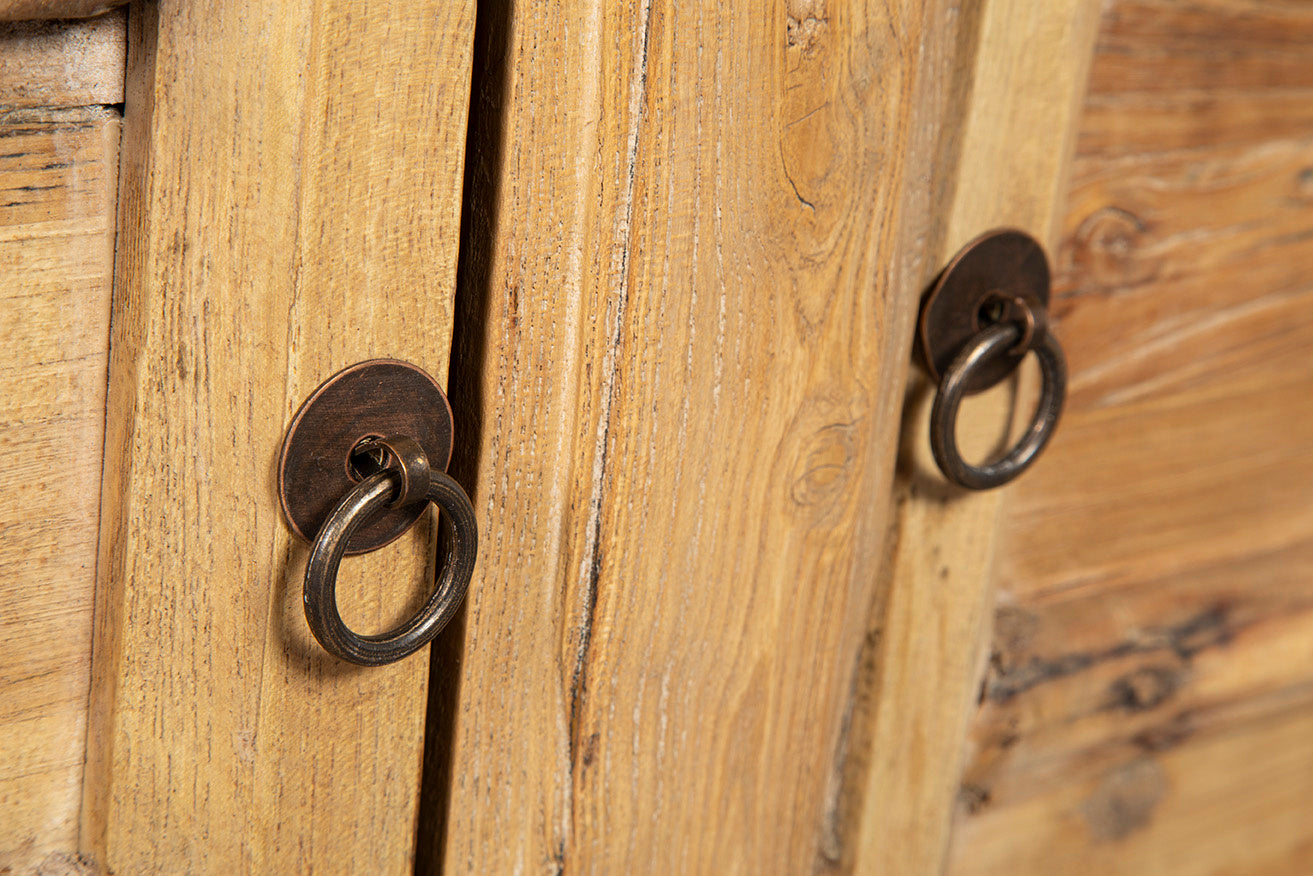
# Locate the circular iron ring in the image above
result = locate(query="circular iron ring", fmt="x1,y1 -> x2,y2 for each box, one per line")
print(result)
930,323 -> 1066,490
303,467 -> 477,666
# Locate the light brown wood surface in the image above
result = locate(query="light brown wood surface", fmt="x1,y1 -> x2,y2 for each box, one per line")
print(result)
948,0 -> 1313,872
845,1 -> 1103,873
83,1 -> 474,873
0,17 -> 124,875
433,0 -> 970,870
0,13 -> 125,107
0,111 -> 121,876
0,1 -> 126,21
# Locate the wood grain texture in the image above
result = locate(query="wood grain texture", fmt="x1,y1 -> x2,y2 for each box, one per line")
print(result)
82,1 -> 474,873
844,1 -> 1103,873
948,0 -> 1313,872
0,13 -> 125,108
0,106 -> 120,876
0,1 -> 126,21
433,0 -> 960,870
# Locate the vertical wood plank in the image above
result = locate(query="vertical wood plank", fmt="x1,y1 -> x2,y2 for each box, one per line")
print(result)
435,0 -> 963,870
0,18 -> 125,873
845,1 -> 1103,872
82,1 -> 474,872
0,108 -> 121,876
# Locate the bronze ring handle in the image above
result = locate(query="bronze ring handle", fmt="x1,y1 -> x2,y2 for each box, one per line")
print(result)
303,437 -> 477,666
929,322 -> 1066,490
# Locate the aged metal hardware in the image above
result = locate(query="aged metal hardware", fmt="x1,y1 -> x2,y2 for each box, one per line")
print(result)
278,359 -> 477,665
279,359 -> 455,554
916,229 -> 1067,490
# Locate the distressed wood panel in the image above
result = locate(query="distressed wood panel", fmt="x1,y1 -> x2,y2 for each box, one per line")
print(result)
843,1 -> 1103,872
1078,0 -> 1313,158
0,13 -> 125,108
0,106 -> 119,876
432,0 -> 961,871
82,1 -> 474,873
949,0 -> 1313,871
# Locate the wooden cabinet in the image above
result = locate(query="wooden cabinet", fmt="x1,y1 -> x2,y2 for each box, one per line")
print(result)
1,1 -> 1310,873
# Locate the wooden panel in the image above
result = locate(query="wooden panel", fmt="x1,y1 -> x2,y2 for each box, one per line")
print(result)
1078,0 -> 1313,158
0,13 -> 125,108
0,1 -> 127,21
432,0 -> 964,871
843,1 -> 1103,873
82,0 -> 474,873
949,0 -> 1313,871
0,16 -> 125,872
0,106 -> 119,876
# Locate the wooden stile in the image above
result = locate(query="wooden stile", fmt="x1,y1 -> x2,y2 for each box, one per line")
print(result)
82,1 -> 474,872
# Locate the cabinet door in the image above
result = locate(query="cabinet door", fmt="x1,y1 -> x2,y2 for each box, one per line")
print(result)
1,0 -> 476,873
427,0 -> 1099,871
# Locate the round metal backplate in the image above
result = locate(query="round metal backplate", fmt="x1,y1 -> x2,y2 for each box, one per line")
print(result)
918,228 -> 1051,392
278,359 -> 453,555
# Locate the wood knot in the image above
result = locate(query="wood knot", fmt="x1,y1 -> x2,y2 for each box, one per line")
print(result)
1108,665 -> 1182,713
777,397 -> 866,526
789,420 -> 859,511
1065,206 -> 1156,295
786,0 -> 828,54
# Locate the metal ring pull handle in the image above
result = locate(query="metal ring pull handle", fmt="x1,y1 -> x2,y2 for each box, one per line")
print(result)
917,229 -> 1068,490
304,439 -> 477,666
278,359 -> 477,665
929,322 -> 1066,490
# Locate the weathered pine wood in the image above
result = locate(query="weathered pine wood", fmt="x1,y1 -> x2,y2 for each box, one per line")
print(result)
0,106 -> 120,876
948,0 -> 1313,872
0,1 -> 126,21
433,0 -> 964,870
843,1 -> 1104,873
0,16 -> 125,873
0,13 -> 125,108
82,1 -> 474,872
